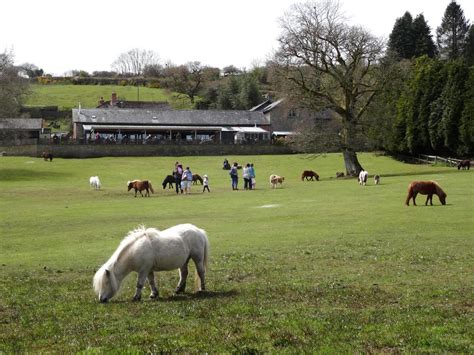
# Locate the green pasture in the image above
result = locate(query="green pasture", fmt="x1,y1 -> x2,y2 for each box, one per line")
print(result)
25,84 -> 194,110
0,153 -> 472,352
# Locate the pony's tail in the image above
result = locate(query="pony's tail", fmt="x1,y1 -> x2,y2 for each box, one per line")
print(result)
195,235 -> 209,292
149,182 -> 154,194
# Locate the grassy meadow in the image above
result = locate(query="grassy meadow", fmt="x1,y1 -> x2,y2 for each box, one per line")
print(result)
0,153 -> 473,352
25,84 -> 194,110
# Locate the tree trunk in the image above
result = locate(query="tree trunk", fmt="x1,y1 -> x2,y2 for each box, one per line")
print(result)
342,149 -> 363,177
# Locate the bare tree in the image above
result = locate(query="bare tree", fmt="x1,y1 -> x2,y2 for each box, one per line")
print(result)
273,0 -> 385,175
112,49 -> 160,76
161,61 -> 207,104
0,50 -> 29,118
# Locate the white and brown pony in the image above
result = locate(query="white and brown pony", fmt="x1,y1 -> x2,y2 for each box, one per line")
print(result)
93,223 -> 209,303
269,174 -> 284,189
358,170 -> 368,185
127,180 -> 154,197
405,181 -> 447,206
89,176 -> 101,190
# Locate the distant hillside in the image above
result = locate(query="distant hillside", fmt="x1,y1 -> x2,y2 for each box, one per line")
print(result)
25,84 -> 194,110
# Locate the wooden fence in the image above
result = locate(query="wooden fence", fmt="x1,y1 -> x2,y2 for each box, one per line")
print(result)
418,154 -> 464,166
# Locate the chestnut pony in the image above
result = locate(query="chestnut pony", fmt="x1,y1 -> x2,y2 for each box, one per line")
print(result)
301,170 -> 319,181
405,181 -> 447,206
127,180 -> 154,197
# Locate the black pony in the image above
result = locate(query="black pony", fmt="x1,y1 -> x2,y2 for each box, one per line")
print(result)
162,175 -> 175,189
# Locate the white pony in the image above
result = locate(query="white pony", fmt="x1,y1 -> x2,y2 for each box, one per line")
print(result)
93,223 -> 209,303
358,170 -> 368,186
89,176 -> 101,190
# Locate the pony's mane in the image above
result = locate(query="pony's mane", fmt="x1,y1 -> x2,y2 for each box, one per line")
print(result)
109,226 -> 160,263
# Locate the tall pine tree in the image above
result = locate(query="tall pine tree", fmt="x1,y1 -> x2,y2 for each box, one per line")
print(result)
436,1 -> 470,60
413,14 -> 437,58
463,25 -> 474,66
388,12 -> 415,59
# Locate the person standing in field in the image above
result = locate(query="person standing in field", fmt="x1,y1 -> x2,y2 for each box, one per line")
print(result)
182,166 -> 193,194
229,162 -> 239,190
249,163 -> 256,190
243,163 -> 251,190
203,174 -> 210,192
173,161 -> 183,194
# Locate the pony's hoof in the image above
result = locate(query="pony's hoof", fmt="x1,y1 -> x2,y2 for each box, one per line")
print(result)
149,293 -> 158,299
132,296 -> 141,302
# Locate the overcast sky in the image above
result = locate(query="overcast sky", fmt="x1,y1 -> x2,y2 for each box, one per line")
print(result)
1,0 -> 472,75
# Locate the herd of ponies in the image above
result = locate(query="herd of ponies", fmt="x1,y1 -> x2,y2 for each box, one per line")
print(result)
77,158 -> 471,302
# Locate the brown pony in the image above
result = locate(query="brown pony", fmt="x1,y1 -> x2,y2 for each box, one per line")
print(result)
192,174 -> 203,185
42,152 -> 53,161
301,170 -> 319,181
457,160 -> 470,170
405,181 -> 447,206
127,180 -> 154,197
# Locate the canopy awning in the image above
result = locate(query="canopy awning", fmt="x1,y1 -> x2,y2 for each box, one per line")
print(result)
82,124 -> 225,132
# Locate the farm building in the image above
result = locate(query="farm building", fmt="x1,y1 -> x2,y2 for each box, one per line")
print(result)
0,118 -> 49,144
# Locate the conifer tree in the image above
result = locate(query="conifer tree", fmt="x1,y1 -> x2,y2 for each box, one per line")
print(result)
463,25 -> 474,66
413,14 -> 437,58
436,1 -> 470,60
388,12 -> 415,59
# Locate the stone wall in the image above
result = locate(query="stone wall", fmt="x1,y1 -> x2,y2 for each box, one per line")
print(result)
0,143 -> 294,158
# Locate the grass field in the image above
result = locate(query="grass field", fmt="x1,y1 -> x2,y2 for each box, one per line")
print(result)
0,153 -> 473,352
25,84 -> 194,110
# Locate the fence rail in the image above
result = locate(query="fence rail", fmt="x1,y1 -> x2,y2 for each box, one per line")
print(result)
418,154 -> 464,166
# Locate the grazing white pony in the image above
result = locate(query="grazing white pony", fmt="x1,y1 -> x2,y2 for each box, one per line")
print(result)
93,223 -> 209,303
89,176 -> 101,190
358,170 -> 368,186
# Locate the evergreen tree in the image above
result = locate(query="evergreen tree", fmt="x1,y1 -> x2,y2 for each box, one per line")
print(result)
388,12 -> 415,59
436,1 -> 470,60
463,25 -> 474,66
438,60 -> 468,152
413,14 -> 437,58
459,67 -> 474,155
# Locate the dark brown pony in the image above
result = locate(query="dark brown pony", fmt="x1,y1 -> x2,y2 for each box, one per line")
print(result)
42,152 -> 53,161
457,160 -> 470,170
162,175 -> 174,189
192,174 -> 203,185
405,181 -> 447,206
301,170 -> 319,181
127,180 -> 154,197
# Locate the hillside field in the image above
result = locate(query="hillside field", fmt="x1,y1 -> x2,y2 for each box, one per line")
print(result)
0,153 -> 472,352
25,84 -> 194,110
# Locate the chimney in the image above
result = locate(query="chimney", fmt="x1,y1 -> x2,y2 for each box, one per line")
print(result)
111,92 -> 117,106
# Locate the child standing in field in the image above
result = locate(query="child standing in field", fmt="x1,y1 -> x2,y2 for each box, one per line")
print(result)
203,174 -> 210,192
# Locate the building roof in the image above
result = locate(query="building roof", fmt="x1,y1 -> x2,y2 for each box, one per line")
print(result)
0,118 -> 43,130
73,108 -> 270,127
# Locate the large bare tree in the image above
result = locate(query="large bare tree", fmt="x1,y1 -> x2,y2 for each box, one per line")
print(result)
0,50 -> 29,118
274,0 -> 385,175
112,48 -> 160,76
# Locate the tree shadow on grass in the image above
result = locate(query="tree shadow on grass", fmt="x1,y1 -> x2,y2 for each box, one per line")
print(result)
0,169 -> 72,181
380,169 -> 464,178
